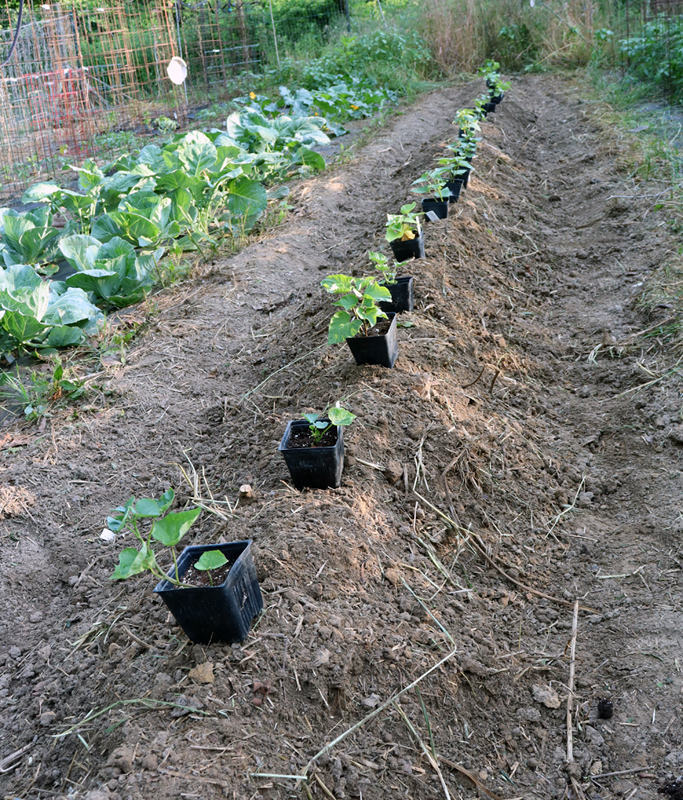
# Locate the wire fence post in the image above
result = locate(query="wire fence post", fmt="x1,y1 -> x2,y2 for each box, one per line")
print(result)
344,0 -> 351,32
268,0 -> 280,68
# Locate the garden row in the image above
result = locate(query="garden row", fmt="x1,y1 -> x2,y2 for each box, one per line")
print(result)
107,63 -> 511,646
0,73 -> 396,362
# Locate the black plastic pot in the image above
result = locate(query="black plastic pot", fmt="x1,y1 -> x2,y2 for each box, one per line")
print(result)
421,197 -> 448,221
462,156 -> 474,188
379,276 -> 414,314
154,540 -> 263,644
446,179 -> 464,203
483,102 -> 496,114
490,92 -> 504,105
346,313 -> 398,369
390,231 -> 424,262
279,419 -> 344,490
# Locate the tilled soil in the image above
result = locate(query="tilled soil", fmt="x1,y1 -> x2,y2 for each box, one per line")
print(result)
1,74 -> 682,800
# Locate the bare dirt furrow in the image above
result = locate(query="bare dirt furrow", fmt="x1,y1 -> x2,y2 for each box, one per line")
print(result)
0,75 -> 681,800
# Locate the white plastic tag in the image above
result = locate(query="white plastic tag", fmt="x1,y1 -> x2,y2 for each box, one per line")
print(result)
426,210 -> 440,222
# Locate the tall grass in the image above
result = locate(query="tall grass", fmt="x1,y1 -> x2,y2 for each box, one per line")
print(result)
401,0 -> 613,74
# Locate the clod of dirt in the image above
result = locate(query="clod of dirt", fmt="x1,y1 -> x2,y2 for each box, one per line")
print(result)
384,567 -> 401,586
252,680 -> 271,707
659,778 -> 683,799
597,698 -> 614,719
532,684 -> 561,709
107,745 -> 134,773
239,484 -> 257,504
362,693 -> 381,708
668,427 -> 683,445
188,661 -> 214,684
384,459 -> 403,484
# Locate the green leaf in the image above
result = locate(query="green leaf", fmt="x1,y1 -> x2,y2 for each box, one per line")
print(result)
151,507 -> 202,547
22,182 -> 61,204
134,487 -> 174,517
328,406 -> 356,427
59,234 -> 102,271
111,544 -> 156,580
303,412 -> 320,425
176,131 -> 218,176
44,287 -> 98,327
226,176 -> 267,232
328,309 -> 361,343
42,325 -> 85,348
363,283 -> 392,302
194,550 -> 229,572
111,547 -> 140,580
107,497 -> 135,532
297,148 -> 326,171
2,310 -> 47,344
321,274 -> 354,295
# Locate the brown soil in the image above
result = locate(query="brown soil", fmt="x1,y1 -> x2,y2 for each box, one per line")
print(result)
1,74 -> 682,800
178,557 -> 235,590
286,425 -> 338,450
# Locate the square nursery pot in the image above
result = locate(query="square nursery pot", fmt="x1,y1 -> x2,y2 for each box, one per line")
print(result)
390,232 -> 425,262
490,92 -> 504,104
279,419 -> 344,490
346,313 -> 398,369
483,102 -> 496,114
421,197 -> 448,220
379,276 -> 414,314
154,540 -> 263,644
446,178 -> 464,203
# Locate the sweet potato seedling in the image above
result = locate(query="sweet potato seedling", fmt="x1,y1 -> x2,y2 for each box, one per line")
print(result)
303,404 -> 356,444
321,273 -> 392,342
108,488 -> 225,587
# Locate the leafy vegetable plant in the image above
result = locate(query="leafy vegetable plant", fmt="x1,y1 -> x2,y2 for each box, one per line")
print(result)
454,109 -> 481,139
0,264 -> 102,358
434,150 -> 471,183
59,234 -> 160,307
109,488 -> 224,587
321,273 -> 391,342
0,207 -> 74,274
303,403 -> 356,445
410,172 -> 449,201
368,250 -> 397,285
385,203 -> 422,243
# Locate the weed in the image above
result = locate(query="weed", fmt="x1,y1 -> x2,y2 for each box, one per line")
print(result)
0,356 -> 86,422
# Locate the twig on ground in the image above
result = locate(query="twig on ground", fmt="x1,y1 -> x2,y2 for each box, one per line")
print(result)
590,766 -> 654,782
393,700 -> 452,800
462,364 -> 486,389
53,698 -> 211,739
547,476 -> 586,538
413,491 -> 597,612
248,648 -> 458,783
438,756 -> 505,800
122,626 -> 151,650
0,743 -> 31,774
566,600 -> 579,763
356,457 -> 386,471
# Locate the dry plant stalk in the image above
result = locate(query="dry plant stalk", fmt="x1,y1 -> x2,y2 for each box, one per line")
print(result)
566,599 -> 580,763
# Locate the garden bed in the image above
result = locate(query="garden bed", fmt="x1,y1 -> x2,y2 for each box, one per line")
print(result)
0,75 -> 681,800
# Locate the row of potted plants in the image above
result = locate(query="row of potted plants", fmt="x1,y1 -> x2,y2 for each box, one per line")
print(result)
106,69 -> 511,646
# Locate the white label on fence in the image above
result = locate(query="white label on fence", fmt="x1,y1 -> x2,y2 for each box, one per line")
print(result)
426,210 -> 440,222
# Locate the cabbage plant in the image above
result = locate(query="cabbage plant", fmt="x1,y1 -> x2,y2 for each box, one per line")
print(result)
0,264 -> 102,357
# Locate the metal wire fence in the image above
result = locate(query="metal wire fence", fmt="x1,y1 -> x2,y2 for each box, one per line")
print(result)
0,0 -> 352,200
